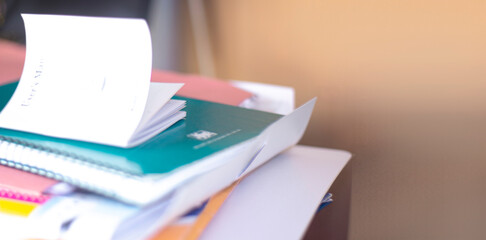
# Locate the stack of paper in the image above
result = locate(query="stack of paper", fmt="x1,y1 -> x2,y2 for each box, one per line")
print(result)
0,14 -> 318,240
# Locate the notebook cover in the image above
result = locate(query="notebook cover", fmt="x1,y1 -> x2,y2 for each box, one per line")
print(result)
151,70 -> 252,106
0,81 -> 282,175
0,198 -> 37,217
0,165 -> 57,196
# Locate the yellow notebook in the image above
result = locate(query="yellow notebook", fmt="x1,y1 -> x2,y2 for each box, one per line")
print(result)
0,198 -> 37,217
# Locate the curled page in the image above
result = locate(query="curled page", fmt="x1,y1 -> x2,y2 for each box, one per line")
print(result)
0,14 -> 166,147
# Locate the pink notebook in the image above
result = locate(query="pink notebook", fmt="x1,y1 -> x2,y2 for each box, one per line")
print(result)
0,187 -> 50,204
0,39 -> 26,85
0,165 -> 58,196
151,70 -> 252,106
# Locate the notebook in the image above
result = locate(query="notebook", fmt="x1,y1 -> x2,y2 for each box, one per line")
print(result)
0,14 -> 186,148
0,164 -> 57,196
0,81 -> 315,206
0,197 -> 38,217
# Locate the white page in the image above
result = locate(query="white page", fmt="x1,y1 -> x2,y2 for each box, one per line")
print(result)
0,14 -> 152,147
25,193 -> 137,240
135,82 -> 184,132
0,213 -> 29,240
25,194 -> 101,239
129,101 -> 186,147
231,80 -> 295,115
200,145 -> 351,240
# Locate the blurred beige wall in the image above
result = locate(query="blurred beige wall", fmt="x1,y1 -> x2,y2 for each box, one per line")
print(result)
188,0 -> 486,239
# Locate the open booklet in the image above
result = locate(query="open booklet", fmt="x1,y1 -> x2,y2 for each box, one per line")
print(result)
0,14 -> 185,148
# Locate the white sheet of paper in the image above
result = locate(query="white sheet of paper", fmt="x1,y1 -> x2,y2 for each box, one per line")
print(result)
232,80 -> 295,115
25,193 -> 137,240
0,213 -> 29,240
136,82 -> 184,132
200,145 -> 351,240
0,14 -> 159,147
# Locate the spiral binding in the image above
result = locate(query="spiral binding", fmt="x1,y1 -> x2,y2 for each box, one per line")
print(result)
0,135 -> 144,201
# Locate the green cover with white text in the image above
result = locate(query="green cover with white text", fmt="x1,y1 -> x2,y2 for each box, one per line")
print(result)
0,81 -> 282,175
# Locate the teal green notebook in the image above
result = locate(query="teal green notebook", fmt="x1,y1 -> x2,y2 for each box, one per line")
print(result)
0,81 -> 282,205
